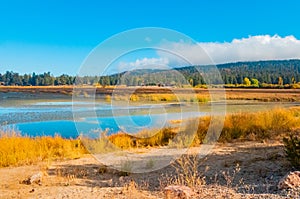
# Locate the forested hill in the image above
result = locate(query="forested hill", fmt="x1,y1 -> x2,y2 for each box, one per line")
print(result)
99,59 -> 300,87
1,59 -> 300,87
175,59 -> 300,86
213,59 -> 300,85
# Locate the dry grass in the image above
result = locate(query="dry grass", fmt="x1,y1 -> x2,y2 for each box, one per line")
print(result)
219,108 -> 300,142
111,93 -> 210,103
82,128 -> 177,153
1,107 -> 300,168
107,107 -> 300,149
170,154 -> 206,188
1,87 -> 300,102
0,131 -> 86,168
81,108 -> 300,161
70,107 -> 300,155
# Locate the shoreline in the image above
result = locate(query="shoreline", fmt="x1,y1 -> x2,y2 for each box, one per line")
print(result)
1,140 -> 298,198
1,86 -> 300,102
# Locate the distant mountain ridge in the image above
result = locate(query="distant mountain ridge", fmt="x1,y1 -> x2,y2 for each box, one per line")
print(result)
1,59 -> 300,86
99,59 -> 300,86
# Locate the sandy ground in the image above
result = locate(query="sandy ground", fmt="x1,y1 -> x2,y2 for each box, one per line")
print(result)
0,141 -> 299,199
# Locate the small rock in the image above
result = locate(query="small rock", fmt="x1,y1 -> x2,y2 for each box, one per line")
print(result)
278,171 -> 300,189
164,185 -> 194,199
98,165 -> 108,174
100,178 -> 113,187
119,176 -> 130,184
119,176 -> 124,182
21,172 -> 43,185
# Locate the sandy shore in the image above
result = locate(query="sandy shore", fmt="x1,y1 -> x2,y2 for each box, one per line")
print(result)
1,141 -> 299,199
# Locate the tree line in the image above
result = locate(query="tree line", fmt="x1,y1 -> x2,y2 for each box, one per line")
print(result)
1,59 -> 300,87
0,72 -> 74,86
98,59 -> 300,88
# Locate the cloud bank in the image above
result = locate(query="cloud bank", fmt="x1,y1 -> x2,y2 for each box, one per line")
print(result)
117,35 -> 300,71
160,35 -> 300,66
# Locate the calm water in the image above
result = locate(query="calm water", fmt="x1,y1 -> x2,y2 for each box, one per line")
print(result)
6,112 -> 203,138
1,93 -> 298,138
0,95 -> 205,138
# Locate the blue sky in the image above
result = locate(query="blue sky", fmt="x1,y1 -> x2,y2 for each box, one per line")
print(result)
1,0 -> 300,75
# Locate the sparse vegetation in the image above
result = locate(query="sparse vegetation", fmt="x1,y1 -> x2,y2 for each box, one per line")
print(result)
170,154 -> 206,188
283,134 -> 300,169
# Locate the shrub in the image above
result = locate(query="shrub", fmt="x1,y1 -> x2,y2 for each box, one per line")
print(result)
136,128 -> 177,147
105,95 -> 111,102
108,133 -> 133,149
130,94 -> 139,102
169,154 -> 206,188
283,134 -> 300,169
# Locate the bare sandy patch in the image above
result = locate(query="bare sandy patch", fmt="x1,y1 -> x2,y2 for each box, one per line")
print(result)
0,141 -> 299,199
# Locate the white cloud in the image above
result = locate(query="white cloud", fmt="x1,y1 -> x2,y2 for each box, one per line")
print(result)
115,35 -> 300,72
158,35 -> 300,66
118,57 -> 170,72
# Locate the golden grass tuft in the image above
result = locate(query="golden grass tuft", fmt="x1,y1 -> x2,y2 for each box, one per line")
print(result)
107,128 -> 177,149
0,131 -> 86,168
219,108 -> 300,142
108,133 -> 133,149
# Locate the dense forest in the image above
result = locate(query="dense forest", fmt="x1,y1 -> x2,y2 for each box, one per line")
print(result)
0,72 -> 74,86
1,59 -> 300,88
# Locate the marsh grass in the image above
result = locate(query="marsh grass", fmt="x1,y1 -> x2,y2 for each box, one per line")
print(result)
105,128 -> 177,149
80,128 -> 177,154
1,107 -> 300,167
0,131 -> 86,167
105,107 -> 300,150
219,108 -> 300,142
110,93 -> 210,103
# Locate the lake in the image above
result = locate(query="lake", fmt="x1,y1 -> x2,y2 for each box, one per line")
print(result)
0,93 -> 206,138
1,92 -> 298,138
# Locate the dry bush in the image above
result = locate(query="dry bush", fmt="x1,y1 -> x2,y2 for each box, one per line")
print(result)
169,154 -> 206,188
135,128 -> 176,147
221,163 -> 241,188
79,132 -> 116,154
108,133 -> 133,149
283,134 -> 300,169
83,128 -> 177,151
80,128 -> 177,153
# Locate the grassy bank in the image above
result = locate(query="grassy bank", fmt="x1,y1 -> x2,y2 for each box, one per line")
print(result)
2,87 -> 300,102
0,132 -> 86,167
82,107 -> 300,153
1,107 -> 300,167
105,93 -> 210,103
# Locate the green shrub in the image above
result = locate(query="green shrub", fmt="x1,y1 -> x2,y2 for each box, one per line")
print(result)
283,135 -> 300,169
